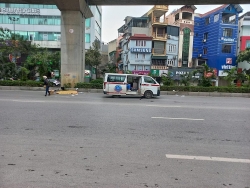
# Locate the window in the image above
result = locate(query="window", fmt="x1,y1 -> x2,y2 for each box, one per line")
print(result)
167,59 -> 174,66
95,6 -> 101,23
136,40 -> 146,46
223,28 -> 233,37
168,44 -> 177,53
95,21 -> 101,35
107,75 -> 126,82
205,17 -> 210,25
135,53 -> 139,59
222,44 -> 231,53
204,32 -> 208,40
144,76 -> 156,84
142,54 -> 146,59
85,18 -> 91,28
195,33 -> 198,37
85,33 -> 90,43
182,28 -> 190,67
214,14 -> 219,22
203,48 -> 207,55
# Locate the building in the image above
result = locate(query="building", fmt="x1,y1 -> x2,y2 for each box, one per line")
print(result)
0,3 -> 102,51
117,16 -> 151,74
167,5 -> 196,68
145,5 -> 169,76
193,4 -> 243,85
237,11 -> 250,71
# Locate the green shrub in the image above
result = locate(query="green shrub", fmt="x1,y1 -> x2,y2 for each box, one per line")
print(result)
160,86 -> 250,93
0,80 -> 43,87
90,78 -> 103,84
75,82 -> 102,89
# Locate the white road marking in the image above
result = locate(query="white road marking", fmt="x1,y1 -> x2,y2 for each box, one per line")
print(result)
165,154 -> 250,163
12,100 -> 45,103
152,117 -> 204,121
146,105 -> 181,108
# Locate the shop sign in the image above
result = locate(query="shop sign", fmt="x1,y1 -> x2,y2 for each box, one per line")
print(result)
151,65 -> 168,70
221,37 -> 234,43
221,65 -> 235,70
130,48 -> 152,53
132,70 -> 149,75
0,8 -> 40,15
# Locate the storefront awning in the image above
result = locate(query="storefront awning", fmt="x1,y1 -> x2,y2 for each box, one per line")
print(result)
151,56 -> 168,60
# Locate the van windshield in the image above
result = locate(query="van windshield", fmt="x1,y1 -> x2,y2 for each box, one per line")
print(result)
144,76 -> 156,84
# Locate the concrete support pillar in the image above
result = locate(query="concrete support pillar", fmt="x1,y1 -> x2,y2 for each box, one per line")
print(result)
60,11 -> 85,87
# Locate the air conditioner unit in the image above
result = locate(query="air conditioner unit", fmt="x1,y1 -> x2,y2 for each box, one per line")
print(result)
203,39 -> 206,42
199,54 -> 202,57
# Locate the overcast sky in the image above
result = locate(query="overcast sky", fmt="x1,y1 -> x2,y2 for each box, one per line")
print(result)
102,4 -> 250,43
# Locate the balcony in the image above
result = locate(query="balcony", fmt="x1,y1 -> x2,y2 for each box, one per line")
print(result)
152,32 -> 167,41
152,17 -> 168,26
152,48 -> 166,55
153,5 -> 169,12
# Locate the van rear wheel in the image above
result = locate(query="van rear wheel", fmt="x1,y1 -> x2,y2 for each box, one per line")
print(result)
144,91 -> 153,99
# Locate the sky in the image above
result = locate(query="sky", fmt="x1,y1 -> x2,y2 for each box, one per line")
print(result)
102,4 -> 250,43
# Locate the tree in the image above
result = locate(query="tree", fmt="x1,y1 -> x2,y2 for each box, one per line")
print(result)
237,47 -> 250,64
24,49 -> 60,80
161,72 -> 174,86
180,72 -> 192,86
0,27 -> 40,79
195,64 -> 216,87
85,39 -> 102,67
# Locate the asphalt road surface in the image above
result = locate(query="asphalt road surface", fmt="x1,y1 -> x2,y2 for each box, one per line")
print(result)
0,90 -> 250,188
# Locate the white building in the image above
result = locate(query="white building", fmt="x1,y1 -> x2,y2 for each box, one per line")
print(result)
0,3 -> 102,50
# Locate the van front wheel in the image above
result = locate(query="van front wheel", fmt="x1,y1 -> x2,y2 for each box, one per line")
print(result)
144,91 -> 153,99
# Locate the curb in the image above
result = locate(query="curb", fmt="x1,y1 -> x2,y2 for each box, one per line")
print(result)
0,86 -> 249,98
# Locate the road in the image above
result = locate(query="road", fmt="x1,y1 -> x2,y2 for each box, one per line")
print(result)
0,90 -> 250,188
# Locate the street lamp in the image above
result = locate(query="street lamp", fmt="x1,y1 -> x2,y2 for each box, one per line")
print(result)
8,17 -> 19,38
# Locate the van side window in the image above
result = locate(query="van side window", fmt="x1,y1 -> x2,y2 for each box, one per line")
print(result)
107,75 -> 126,82
144,76 -> 156,84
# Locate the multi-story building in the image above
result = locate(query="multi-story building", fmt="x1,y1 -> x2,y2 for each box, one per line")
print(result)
117,16 -> 151,74
0,3 -> 102,51
237,11 -> 250,71
145,5 -> 169,76
193,4 -> 243,85
167,5 -> 196,68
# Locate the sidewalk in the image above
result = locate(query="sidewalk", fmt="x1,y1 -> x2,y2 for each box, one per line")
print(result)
1,86 -> 250,98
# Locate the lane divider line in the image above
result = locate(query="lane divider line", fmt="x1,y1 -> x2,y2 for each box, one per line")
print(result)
152,117 -> 204,121
165,154 -> 250,163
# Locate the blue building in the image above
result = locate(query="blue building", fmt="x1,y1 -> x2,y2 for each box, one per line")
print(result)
193,4 -> 243,85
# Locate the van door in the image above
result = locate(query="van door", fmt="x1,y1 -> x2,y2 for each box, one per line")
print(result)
142,76 -> 159,96
107,74 -> 127,95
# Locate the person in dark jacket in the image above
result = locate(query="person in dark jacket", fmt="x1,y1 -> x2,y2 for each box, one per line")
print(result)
43,76 -> 50,96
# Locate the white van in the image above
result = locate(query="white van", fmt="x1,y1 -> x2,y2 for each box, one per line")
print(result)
103,73 -> 160,99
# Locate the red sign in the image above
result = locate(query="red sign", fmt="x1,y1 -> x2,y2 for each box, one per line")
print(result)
132,70 -> 150,75
226,58 -> 232,64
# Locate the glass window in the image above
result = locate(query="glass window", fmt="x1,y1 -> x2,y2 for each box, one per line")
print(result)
204,32 -> 208,40
107,75 -> 126,82
95,21 -> 101,35
144,76 -> 156,84
205,17 -> 210,25
203,48 -> 207,54
222,44 -> 231,53
85,33 -> 90,43
223,28 -> 233,37
182,28 -> 190,67
95,6 -> 101,23
85,18 -> 91,28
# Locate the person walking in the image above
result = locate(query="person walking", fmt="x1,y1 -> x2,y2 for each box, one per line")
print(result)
43,76 -> 50,96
